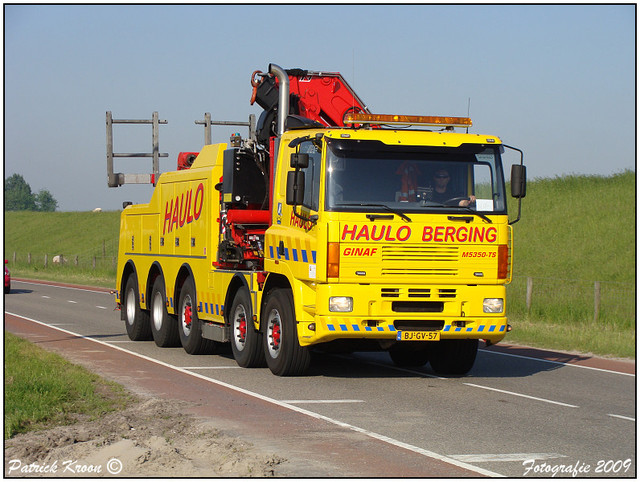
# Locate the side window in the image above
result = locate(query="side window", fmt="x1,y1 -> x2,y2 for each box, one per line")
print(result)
472,163 -> 497,211
299,141 -> 321,211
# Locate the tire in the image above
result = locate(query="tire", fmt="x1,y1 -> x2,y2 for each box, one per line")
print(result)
229,288 -> 265,368
388,342 -> 431,367
429,339 -> 479,375
123,274 -> 152,341
150,276 -> 180,347
177,277 -> 216,355
262,289 -> 310,376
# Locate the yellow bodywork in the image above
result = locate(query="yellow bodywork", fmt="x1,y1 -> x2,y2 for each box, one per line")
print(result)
116,127 -> 511,348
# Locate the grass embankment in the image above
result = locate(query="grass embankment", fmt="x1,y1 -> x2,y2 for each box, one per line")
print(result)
4,332 -> 133,439
4,170 -> 636,357
4,211 -> 121,288
506,170 -> 635,358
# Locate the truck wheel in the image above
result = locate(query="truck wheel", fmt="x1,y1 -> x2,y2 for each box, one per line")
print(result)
178,277 -> 216,355
229,288 -> 265,368
262,289 -> 310,376
123,274 -> 152,341
150,276 -> 180,347
429,339 -> 478,375
388,342 -> 431,367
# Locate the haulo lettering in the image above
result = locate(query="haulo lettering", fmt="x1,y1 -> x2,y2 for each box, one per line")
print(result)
163,182 -> 204,235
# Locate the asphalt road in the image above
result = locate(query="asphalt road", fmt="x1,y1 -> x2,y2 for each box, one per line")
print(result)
5,279 -> 636,477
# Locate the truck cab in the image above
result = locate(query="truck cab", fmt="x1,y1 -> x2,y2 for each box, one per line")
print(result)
264,121 -> 523,374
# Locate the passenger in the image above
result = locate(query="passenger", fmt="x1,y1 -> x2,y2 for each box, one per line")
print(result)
430,169 -> 476,206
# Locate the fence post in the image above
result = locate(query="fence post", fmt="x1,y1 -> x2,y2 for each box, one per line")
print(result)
44,254 -> 48,268
103,240 -> 106,258
13,252 -> 16,264
594,281 -> 601,323
75,255 -> 79,266
526,277 -> 533,313
28,253 -> 31,265
93,256 -> 96,269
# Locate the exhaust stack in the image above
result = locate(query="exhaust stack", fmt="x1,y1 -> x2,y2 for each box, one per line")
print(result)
268,63 -> 289,137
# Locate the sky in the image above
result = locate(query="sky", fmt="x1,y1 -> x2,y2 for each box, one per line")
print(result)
3,4 -> 635,212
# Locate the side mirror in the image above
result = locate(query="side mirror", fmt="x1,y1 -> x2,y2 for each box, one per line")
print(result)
511,164 -> 527,199
286,171 -> 305,206
290,153 -> 309,169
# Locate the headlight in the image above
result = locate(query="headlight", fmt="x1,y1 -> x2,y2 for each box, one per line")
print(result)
329,296 -> 353,312
483,298 -> 504,313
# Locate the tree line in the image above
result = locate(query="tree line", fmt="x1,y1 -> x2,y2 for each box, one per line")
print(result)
5,174 -> 58,212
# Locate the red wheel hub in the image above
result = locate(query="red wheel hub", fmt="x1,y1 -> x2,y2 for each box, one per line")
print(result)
238,316 -> 247,342
184,304 -> 192,327
272,322 -> 281,348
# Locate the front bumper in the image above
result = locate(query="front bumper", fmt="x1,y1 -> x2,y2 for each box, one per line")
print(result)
297,283 -> 509,346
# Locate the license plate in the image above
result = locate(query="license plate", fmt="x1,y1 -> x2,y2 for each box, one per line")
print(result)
396,331 -> 441,341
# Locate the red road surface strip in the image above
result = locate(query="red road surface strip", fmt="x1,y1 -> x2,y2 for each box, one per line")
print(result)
5,313 -> 493,477
13,278 -> 113,293
483,343 -> 635,375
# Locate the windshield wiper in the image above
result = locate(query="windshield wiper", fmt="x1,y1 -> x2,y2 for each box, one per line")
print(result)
456,206 -> 492,223
425,203 -> 492,223
338,203 -> 412,223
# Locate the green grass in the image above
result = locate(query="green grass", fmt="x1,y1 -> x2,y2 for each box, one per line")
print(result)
505,170 -> 635,358
4,211 -> 121,288
4,331 -> 133,439
4,171 -> 636,357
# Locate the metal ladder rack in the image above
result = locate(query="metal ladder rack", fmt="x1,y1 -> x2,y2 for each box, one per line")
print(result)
106,111 -> 168,187
195,112 -> 256,145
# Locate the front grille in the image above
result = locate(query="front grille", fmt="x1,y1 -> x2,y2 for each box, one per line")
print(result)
381,245 -> 459,277
380,288 -> 457,300
382,268 -> 458,276
408,289 -> 431,298
382,245 -> 459,261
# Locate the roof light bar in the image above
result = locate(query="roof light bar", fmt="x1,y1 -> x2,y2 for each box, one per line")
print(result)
343,113 -> 472,128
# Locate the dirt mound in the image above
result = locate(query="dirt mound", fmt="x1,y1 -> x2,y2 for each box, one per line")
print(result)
4,398 -> 285,477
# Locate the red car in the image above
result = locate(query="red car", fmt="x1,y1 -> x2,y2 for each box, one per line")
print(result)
4,260 -> 10,294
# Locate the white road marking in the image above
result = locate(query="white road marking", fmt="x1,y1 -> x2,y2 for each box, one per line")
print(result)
479,348 -> 634,377
280,399 -> 365,404
608,413 -> 635,421
68,300 -> 77,304
41,295 -> 50,299
6,311 -> 503,478
182,366 -> 240,370
96,306 -> 108,310
449,453 -> 566,463
464,383 -> 579,408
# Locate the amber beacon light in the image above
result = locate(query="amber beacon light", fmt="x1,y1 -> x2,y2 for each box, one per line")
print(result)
344,113 -> 473,128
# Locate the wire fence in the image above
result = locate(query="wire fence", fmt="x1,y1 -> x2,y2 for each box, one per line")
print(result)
8,239 -> 119,275
507,276 -> 635,329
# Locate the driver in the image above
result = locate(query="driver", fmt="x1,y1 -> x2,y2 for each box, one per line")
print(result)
430,169 -> 476,206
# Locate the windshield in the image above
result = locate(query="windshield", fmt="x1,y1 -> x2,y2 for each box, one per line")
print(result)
325,138 -> 507,214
